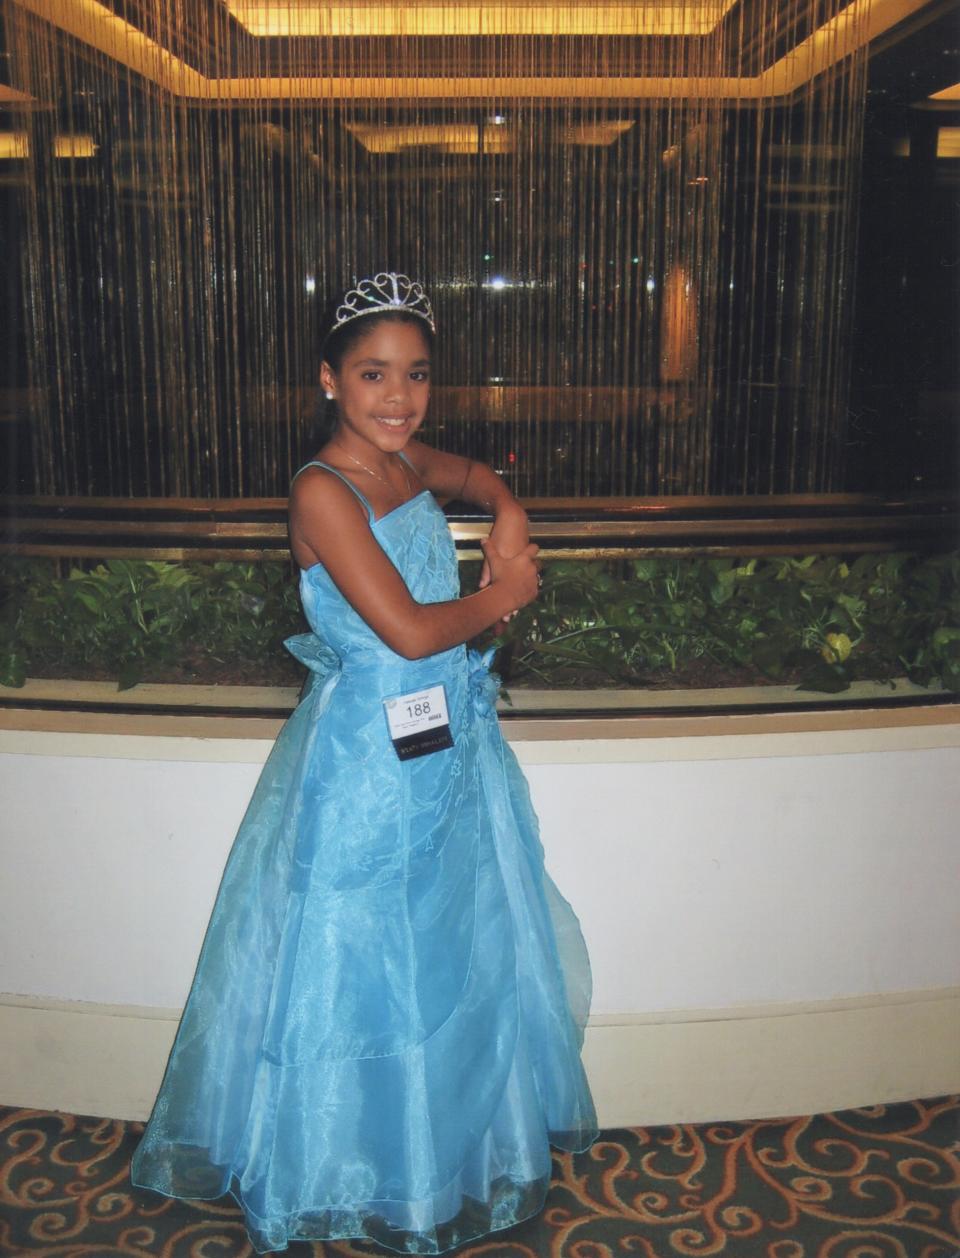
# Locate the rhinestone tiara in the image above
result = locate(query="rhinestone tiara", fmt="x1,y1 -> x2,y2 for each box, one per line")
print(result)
334,272 -> 435,334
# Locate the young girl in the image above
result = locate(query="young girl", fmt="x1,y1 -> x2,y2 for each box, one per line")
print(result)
131,273 -> 598,1254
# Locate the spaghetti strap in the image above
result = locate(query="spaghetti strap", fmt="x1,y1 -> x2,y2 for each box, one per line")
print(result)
291,459 -> 374,523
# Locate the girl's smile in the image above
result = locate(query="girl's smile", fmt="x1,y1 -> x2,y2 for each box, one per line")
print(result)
373,414 -> 414,428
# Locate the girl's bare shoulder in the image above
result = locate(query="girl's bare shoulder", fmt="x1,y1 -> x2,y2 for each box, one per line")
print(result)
289,461 -> 365,526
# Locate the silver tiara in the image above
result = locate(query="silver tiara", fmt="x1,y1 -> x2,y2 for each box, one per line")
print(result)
334,272 -> 435,333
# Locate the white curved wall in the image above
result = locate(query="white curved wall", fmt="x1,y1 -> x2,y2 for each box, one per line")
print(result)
1,718 -> 958,1123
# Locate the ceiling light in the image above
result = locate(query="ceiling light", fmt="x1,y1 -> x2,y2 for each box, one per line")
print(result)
562,121 -> 634,146
223,2 -> 738,38
345,123 -> 511,155
54,134 -> 98,158
18,0 -> 912,102
0,133 -> 29,160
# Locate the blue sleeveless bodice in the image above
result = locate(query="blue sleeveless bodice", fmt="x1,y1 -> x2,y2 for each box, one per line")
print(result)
287,464 -> 470,760
130,459 -> 598,1254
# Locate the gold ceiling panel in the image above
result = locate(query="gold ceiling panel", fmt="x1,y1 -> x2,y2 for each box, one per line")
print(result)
345,123 -> 514,154
53,133 -> 97,156
561,121 -> 635,144
343,120 -> 636,152
0,132 -> 30,158
0,132 -> 97,156
9,0 -> 936,100
223,1 -> 737,38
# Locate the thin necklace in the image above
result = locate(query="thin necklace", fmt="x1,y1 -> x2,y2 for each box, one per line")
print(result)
335,442 -> 412,498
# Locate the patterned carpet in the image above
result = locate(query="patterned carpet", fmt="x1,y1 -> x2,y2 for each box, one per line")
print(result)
1,1096 -> 957,1258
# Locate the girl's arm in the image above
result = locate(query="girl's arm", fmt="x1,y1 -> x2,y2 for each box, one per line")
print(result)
402,440 -> 530,588
288,468 -> 539,661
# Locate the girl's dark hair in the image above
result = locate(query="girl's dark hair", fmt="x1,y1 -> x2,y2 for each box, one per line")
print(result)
320,309 -> 435,373
312,309 -> 435,445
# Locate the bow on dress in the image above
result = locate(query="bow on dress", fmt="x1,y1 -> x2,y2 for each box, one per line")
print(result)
284,633 -> 342,709
467,645 -> 502,718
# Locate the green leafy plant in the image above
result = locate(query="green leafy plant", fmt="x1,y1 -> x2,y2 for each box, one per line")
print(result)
0,550 -> 957,694
0,558 -> 306,690
481,550 -> 960,694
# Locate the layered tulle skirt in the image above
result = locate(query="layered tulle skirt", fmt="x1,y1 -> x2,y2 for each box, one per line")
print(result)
131,649 -> 598,1253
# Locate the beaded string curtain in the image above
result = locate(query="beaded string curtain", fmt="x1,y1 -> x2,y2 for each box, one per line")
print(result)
2,0 -> 869,498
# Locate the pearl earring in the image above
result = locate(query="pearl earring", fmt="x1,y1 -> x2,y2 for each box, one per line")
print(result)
325,391 -> 334,400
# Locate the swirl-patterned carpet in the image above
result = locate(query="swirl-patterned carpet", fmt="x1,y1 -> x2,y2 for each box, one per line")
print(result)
1,1096 -> 957,1258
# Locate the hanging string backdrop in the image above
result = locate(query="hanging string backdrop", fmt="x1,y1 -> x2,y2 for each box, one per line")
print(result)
3,0 -> 869,498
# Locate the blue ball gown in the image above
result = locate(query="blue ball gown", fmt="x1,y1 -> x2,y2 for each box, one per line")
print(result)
130,460 -> 599,1254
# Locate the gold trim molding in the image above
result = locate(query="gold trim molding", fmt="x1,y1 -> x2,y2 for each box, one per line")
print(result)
9,0 -> 934,101
0,84 -> 36,104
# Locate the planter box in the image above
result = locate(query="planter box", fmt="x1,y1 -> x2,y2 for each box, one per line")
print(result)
0,674 -> 946,716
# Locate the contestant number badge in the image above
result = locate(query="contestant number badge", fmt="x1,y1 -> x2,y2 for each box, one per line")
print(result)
383,683 -> 453,760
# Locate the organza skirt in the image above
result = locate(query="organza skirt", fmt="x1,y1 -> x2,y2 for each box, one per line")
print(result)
131,651 -> 598,1254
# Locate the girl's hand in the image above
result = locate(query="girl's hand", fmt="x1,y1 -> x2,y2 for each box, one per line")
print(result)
479,536 -> 541,612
